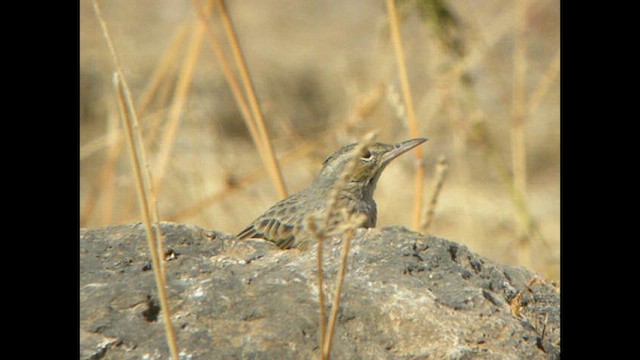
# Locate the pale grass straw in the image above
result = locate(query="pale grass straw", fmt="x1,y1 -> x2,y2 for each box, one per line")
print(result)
385,0 -> 426,231
305,218 -> 327,360
92,1 -> 179,358
137,23 -> 191,117
139,24 -> 192,149
153,17 -> 206,195
321,228 -> 346,359
91,0 -> 165,253
113,72 -> 179,360
83,17 -> 189,225
527,48 -> 560,114
431,5 -> 538,255
215,0 -> 288,198
322,220 -> 364,359
80,108 -> 167,162
511,0 -> 528,211
471,119 -> 547,267
307,131 -> 377,360
511,0 -> 529,267
112,74 -> 168,282
420,155 -> 449,232
192,0 -> 288,198
192,0 -> 255,140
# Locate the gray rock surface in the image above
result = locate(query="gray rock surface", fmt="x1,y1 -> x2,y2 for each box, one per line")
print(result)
80,223 -> 560,359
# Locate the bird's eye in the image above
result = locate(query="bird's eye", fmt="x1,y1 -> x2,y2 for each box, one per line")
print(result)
360,149 -> 373,161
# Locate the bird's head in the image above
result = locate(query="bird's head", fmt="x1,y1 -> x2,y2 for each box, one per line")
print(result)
316,138 -> 427,193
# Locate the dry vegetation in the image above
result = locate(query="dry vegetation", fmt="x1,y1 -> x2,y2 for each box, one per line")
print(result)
80,0 -> 559,285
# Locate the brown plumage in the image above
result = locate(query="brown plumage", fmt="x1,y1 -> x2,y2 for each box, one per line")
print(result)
237,138 -> 427,249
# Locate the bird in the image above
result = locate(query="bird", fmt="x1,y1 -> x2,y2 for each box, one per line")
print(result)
237,138 -> 427,249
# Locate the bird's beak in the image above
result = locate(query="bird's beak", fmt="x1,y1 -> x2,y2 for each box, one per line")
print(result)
381,138 -> 428,166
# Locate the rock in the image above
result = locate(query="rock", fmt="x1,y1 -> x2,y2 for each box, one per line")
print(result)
80,223 -> 560,359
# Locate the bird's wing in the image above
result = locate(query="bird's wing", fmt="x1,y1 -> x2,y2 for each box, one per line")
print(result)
237,217 -> 298,249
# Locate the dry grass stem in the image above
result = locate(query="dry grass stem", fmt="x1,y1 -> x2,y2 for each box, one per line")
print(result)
216,0 -> 288,198
421,156 -> 449,231
93,0 -> 179,357
82,109 -> 168,225
193,0 -> 288,199
102,110 -> 170,224
439,1 -> 528,100
113,72 -> 179,360
320,227 -> 354,357
471,120 -> 547,268
322,218 -> 364,359
112,75 -> 167,280
511,0 -> 528,216
307,132 -> 377,360
136,23 -> 191,117
192,0 -> 255,136
385,0 -> 426,231
80,108 -> 166,162
80,129 -> 121,161
412,162 -> 427,231
306,218 -> 327,360
114,19 -> 199,224
527,48 -> 560,114
153,19 -> 206,195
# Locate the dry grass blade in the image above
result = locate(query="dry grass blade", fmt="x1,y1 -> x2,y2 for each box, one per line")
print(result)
192,0 -> 288,199
385,0 -> 426,231
527,48 -> 560,114
137,23 -> 191,117
80,107 -> 167,162
216,0 -> 288,198
92,1 -> 179,358
153,18 -> 206,195
511,0 -> 530,267
322,218 -> 364,359
305,218 -> 327,360
192,0 -> 255,141
421,155 -> 449,231
511,0 -> 528,215
470,119 -> 548,268
114,71 -> 180,360
307,131 -> 377,360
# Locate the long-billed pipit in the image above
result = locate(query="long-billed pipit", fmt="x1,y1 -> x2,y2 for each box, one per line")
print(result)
237,138 -> 427,249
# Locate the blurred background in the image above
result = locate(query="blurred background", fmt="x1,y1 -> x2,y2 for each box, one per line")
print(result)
80,0 -> 559,280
